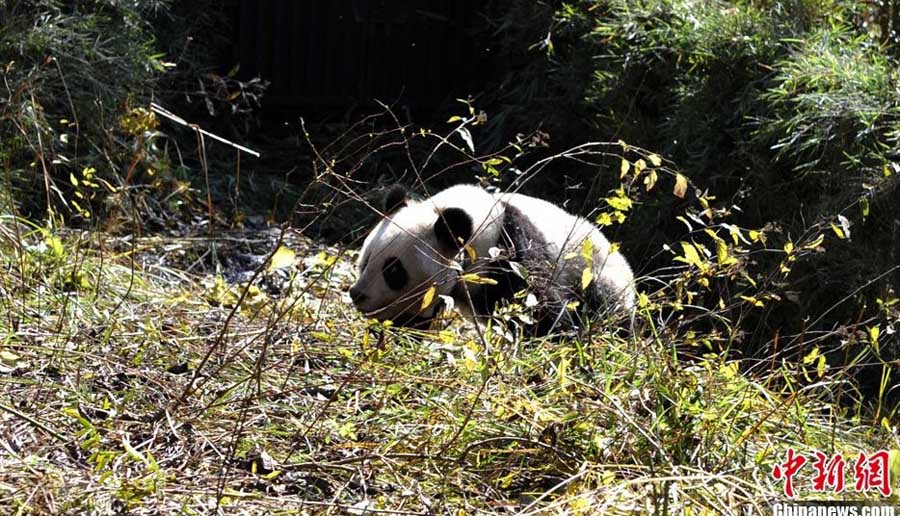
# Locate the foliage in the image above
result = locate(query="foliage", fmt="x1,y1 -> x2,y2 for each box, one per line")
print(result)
1,123 -> 898,511
0,0 -> 252,228
483,0 -> 900,371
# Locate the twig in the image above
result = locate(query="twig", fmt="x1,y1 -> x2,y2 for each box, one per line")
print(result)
149,102 -> 261,157
0,402 -> 68,444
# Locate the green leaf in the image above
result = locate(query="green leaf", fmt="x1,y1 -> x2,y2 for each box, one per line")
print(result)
45,236 -> 64,257
460,273 -> 498,285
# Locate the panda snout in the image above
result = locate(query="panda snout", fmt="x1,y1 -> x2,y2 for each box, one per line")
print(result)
348,284 -> 367,306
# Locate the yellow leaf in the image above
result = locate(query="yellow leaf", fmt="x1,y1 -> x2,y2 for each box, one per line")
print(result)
606,187 -> 632,211
783,241 -> 794,254
0,351 -> 20,365
716,239 -> 737,265
648,153 -> 662,167
581,268 -> 593,290
45,236 -> 64,257
673,241 -> 704,270
644,169 -> 658,191
460,273 -> 498,285
673,173 -> 688,199
580,238 -> 594,262
462,342 -> 479,372
740,295 -> 764,307
720,362 -> 739,379
438,330 -> 456,344
464,244 -> 477,262
268,246 -> 296,271
311,331 -> 332,342
861,198 -> 870,218
802,346 -> 820,365
619,158 -> 630,178
637,292 -> 649,308
803,234 -> 824,250
601,471 -> 616,485
609,242 -> 620,255
558,356 -> 570,388
816,355 -> 827,378
595,212 -> 613,226
727,225 -> 742,245
262,470 -> 281,480
421,285 -> 437,310
634,159 -> 647,175
869,325 -> 880,347
830,223 -> 846,239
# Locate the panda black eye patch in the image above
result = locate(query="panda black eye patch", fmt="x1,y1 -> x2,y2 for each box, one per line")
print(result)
382,257 -> 408,290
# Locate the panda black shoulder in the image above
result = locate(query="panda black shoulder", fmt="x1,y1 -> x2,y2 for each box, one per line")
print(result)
499,202 -> 551,262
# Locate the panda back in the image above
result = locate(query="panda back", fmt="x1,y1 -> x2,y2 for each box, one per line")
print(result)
497,192 -> 599,256
498,191 -> 635,313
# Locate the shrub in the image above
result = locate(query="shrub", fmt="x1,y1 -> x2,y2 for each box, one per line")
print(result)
0,0 -> 205,226
482,0 -> 900,385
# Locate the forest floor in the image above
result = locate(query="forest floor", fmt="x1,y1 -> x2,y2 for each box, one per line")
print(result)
0,221 -> 898,515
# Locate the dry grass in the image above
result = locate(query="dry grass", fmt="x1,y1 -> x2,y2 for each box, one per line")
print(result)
0,209 -> 897,514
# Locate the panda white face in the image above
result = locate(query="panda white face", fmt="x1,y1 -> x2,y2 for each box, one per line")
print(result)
349,199 -> 467,327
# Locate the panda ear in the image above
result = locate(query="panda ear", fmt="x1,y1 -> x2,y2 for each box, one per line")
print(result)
434,207 -> 473,250
382,184 -> 408,215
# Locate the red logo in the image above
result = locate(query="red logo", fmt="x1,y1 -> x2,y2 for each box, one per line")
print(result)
853,451 -> 892,497
772,448 -> 807,498
772,449 -> 894,497
810,451 -> 845,493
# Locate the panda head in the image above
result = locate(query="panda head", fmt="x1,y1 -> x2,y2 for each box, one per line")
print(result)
349,185 -> 477,328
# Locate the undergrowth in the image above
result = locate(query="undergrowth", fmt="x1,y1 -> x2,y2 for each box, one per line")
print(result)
1,107 -> 899,513
1,216 -> 897,514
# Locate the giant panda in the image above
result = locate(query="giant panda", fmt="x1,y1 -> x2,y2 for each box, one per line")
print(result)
348,184 -> 635,336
